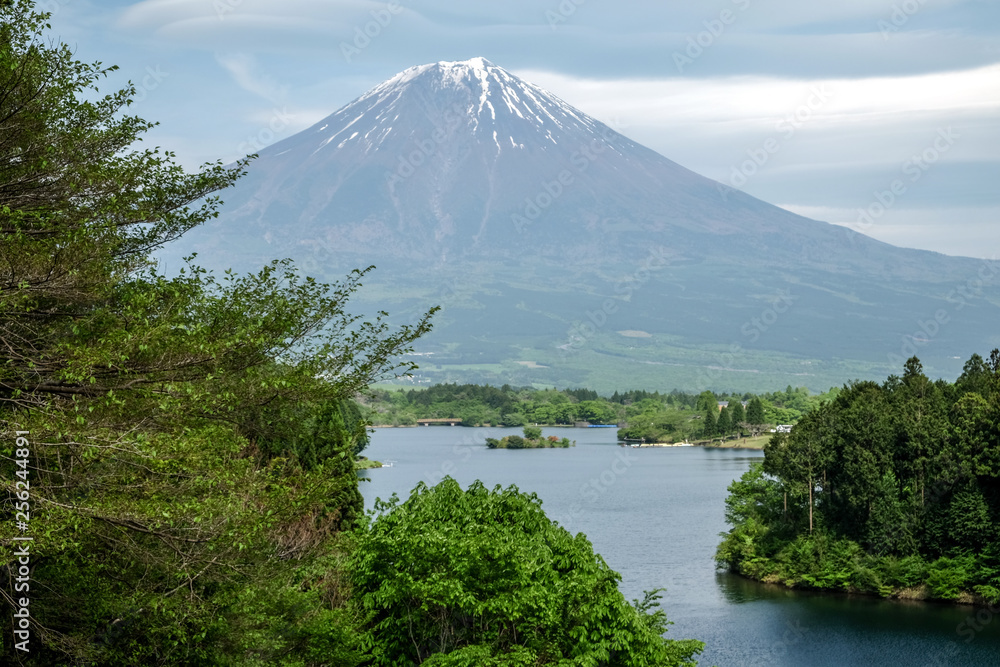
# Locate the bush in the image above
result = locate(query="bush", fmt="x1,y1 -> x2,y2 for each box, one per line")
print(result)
351,479 -> 704,666
927,557 -> 971,600
505,435 -> 525,449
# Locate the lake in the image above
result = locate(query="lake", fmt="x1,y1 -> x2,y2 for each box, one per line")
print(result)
358,426 -> 1000,666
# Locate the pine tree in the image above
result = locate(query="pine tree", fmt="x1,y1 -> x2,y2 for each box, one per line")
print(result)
702,406 -> 717,437
730,401 -> 746,431
747,397 -> 766,425
717,405 -> 732,435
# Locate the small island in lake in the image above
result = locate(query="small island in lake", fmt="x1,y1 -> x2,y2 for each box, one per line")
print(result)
487,426 -> 575,449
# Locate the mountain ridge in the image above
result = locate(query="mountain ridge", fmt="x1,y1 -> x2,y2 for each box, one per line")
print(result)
163,58 -> 1000,391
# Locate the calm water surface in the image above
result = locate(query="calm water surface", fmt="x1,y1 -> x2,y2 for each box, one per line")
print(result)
359,426 -> 1000,666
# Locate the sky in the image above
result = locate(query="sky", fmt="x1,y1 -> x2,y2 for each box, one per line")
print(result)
44,0 -> 1000,258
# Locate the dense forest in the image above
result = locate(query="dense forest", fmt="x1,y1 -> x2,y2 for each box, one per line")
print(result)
717,353 -> 1000,605
368,382 -> 837,443
0,3 -> 703,664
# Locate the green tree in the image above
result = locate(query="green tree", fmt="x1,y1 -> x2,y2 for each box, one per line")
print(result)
729,401 -> 746,431
746,397 -> 766,426
575,400 -> 607,423
522,425 -> 542,440
720,352 -> 1000,605
695,390 -> 717,413
0,3 -> 433,662
717,405 -> 732,435
352,478 -> 704,666
701,406 -> 717,438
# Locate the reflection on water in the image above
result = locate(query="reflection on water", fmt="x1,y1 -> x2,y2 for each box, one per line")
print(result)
360,427 -> 1000,666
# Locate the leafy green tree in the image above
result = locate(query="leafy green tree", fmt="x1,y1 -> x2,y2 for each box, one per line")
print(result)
522,425 -> 542,440
502,412 -> 527,426
720,352 -> 1000,605
352,478 -> 704,666
577,399 -> 617,424
695,390 -> 716,413
0,3 -> 433,662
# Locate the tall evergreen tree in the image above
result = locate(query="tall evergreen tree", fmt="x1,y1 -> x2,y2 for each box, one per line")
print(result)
730,400 -> 746,430
746,397 -> 766,425
702,406 -> 717,438
717,405 -> 732,435
721,352 -> 1000,605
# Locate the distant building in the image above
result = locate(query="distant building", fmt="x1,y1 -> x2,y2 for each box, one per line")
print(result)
717,401 -> 728,410
775,424 -> 793,433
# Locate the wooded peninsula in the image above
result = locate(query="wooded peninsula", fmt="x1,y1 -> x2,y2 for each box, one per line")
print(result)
717,354 -> 1000,606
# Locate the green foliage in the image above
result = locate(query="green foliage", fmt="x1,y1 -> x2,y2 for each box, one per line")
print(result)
718,353 -> 1000,605
522,425 -> 542,440
371,383 -> 828,447
351,478 -> 704,666
0,3 -> 433,662
729,401 -> 746,431
716,405 -> 732,435
487,433 -> 574,449
926,556 -> 973,600
701,407 -> 717,438
618,409 -> 682,443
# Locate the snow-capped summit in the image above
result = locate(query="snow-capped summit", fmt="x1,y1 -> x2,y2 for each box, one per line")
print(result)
209,56 -> 722,261
187,56 -> 937,273
311,57 -> 619,157
164,58 -> 997,389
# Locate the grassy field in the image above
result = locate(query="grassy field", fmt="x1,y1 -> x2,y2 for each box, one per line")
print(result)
698,433 -> 771,450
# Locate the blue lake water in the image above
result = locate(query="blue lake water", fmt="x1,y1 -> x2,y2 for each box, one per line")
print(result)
359,426 -> 1000,666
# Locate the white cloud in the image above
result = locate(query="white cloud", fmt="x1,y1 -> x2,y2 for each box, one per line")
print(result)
784,203 -> 1000,258
215,52 -> 288,103
516,64 -> 1000,128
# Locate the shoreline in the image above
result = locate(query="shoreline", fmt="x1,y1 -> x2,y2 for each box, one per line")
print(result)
728,570 -> 1000,609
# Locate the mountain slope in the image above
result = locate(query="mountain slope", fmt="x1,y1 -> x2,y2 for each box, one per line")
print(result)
165,58 -> 1000,391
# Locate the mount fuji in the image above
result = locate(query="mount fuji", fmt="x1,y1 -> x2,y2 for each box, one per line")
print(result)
166,58 -> 1000,392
